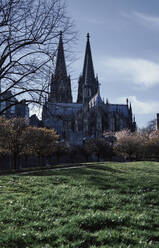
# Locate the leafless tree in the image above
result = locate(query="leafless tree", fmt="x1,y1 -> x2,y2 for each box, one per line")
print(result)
139,119 -> 156,134
0,0 -> 75,114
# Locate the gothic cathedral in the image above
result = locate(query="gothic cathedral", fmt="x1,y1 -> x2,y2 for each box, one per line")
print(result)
42,32 -> 136,145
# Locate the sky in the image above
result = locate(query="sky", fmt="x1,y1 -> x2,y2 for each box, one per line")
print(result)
65,0 -> 159,128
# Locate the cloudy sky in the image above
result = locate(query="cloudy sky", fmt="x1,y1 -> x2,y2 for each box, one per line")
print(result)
66,0 -> 159,128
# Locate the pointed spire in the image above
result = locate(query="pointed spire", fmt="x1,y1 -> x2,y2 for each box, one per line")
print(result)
55,31 -> 67,77
49,31 -> 72,103
126,98 -> 128,105
96,82 -> 101,98
83,55 -> 90,104
49,74 -> 57,102
87,32 -> 90,41
77,33 -> 99,103
129,102 -> 132,112
82,33 -> 95,81
84,55 -> 89,86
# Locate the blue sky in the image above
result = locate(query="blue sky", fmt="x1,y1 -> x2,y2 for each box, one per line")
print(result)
66,0 -> 159,128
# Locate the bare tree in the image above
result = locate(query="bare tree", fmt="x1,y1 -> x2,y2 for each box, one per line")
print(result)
140,119 -> 156,134
0,0 -> 75,113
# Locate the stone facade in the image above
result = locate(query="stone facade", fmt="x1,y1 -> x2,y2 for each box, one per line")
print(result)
42,33 -> 136,145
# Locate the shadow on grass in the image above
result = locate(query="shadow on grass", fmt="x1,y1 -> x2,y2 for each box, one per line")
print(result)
88,164 -> 124,173
19,162 -> 122,176
0,163 -> 88,176
19,163 -> 129,192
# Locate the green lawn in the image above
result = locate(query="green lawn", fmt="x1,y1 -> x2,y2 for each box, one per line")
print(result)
0,162 -> 159,248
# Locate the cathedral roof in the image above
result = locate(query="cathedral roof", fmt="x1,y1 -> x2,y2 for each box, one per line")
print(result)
47,102 -> 82,116
109,104 -> 129,117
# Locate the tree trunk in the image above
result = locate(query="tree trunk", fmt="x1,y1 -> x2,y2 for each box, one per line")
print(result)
13,153 -> 17,170
9,154 -> 12,170
38,156 -> 41,166
24,155 -> 28,168
57,154 -> 60,164
97,153 -> 100,162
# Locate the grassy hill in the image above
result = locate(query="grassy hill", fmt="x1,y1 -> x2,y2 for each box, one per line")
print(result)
0,162 -> 159,247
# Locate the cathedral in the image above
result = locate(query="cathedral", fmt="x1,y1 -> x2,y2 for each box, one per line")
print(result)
42,32 -> 136,145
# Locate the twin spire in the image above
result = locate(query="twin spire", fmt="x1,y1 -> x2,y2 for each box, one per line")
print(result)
56,31 -> 95,81
50,31 -> 99,104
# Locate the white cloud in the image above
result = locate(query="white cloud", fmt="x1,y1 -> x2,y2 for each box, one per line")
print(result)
99,57 -> 159,87
122,11 -> 159,30
133,11 -> 159,29
117,96 -> 159,115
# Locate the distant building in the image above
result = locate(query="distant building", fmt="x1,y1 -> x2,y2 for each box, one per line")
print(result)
42,32 -> 136,145
15,99 -> 29,125
0,91 -> 16,118
0,90 -> 29,123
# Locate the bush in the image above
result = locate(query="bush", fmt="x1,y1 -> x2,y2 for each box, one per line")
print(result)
145,131 -> 159,160
114,130 -> 145,161
82,138 -> 113,162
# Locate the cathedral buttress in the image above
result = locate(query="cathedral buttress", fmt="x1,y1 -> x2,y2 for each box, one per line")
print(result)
49,31 -> 72,103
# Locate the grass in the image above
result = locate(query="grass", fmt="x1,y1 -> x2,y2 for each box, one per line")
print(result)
0,161 -> 159,247
0,162 -> 86,175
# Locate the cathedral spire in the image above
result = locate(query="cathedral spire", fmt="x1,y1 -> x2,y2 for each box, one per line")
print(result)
49,31 -> 72,103
77,33 -> 99,103
82,33 -> 95,80
129,102 -> 132,113
83,55 -> 90,104
55,31 -> 67,77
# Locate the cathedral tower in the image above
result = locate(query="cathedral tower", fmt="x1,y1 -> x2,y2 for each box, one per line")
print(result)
49,32 -> 72,103
77,33 -> 99,103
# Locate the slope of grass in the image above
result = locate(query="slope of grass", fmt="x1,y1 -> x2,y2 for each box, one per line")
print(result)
0,161 -> 159,247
